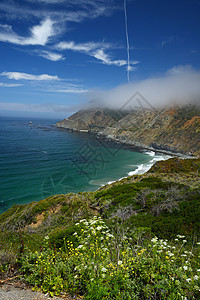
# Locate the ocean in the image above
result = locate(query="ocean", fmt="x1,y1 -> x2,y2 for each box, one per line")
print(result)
0,116 -> 171,214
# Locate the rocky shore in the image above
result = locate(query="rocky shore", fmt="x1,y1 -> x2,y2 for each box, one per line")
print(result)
56,105 -> 200,158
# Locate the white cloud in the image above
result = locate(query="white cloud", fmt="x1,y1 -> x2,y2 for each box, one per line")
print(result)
0,0 -> 117,24
0,82 -> 22,87
57,40 -> 139,68
56,40 -> 109,52
1,72 -> 60,81
37,50 -> 65,61
52,88 -> 88,93
91,49 -> 127,66
87,65 -> 200,110
0,19 -> 58,46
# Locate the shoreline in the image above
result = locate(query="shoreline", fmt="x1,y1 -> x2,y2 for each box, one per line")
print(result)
55,125 -> 195,159
54,125 -> 196,188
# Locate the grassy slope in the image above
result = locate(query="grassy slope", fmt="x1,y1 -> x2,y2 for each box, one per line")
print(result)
0,157 -> 200,257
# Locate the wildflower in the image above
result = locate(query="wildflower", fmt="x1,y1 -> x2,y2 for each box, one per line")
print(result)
183,266 -> 188,271
183,240 -> 187,243
73,232 -> 77,236
181,254 -> 187,257
197,269 -> 200,272
107,233 -> 114,238
167,252 -> 174,257
175,238 -> 179,241
44,236 -> 49,240
118,261 -> 123,266
77,244 -> 83,249
177,235 -> 185,238
196,242 -> 200,245
96,226 -> 102,231
166,256 -> 169,259
194,275 -> 199,280
151,237 -> 158,243
186,278 -> 191,282
101,267 -> 107,272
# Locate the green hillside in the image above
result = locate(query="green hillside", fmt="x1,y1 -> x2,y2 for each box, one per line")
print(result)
0,157 -> 200,299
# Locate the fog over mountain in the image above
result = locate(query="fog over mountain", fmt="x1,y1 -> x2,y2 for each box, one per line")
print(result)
86,65 -> 200,111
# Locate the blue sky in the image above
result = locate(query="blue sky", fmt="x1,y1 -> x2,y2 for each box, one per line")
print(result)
0,0 -> 200,118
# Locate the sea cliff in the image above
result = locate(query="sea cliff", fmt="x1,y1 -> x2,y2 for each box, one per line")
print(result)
56,105 -> 200,157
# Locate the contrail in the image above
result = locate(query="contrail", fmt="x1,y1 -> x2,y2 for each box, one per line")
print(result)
124,0 -> 130,83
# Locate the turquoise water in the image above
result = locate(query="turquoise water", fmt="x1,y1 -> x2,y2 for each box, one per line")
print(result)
0,116 -> 169,214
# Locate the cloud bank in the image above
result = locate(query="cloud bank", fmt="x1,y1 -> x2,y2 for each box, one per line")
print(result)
87,65 -> 200,110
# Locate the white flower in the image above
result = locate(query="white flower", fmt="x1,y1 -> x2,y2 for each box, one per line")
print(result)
96,226 -> 102,231
102,247 -> 108,252
194,275 -> 199,280
181,254 -> 187,257
77,244 -> 83,249
196,242 -> 200,245
151,237 -> 158,243
107,233 -> 114,238
183,240 -> 187,243
167,252 -> 174,257
74,275 -> 78,279
183,266 -> 188,271
101,267 -> 107,272
175,238 -> 179,241
44,236 -> 49,240
118,261 -> 123,266
186,278 -> 191,282
177,235 -> 185,238
73,232 -> 77,235
197,269 -> 200,272
75,223 -> 79,226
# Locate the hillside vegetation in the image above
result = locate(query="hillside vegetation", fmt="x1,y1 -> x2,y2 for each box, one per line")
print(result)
56,104 -> 200,156
0,157 -> 200,299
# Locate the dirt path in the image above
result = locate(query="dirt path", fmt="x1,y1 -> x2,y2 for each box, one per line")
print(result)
0,283 -> 82,300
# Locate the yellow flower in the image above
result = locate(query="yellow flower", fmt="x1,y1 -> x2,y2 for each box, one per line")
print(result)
166,256 -> 169,259
137,253 -> 141,255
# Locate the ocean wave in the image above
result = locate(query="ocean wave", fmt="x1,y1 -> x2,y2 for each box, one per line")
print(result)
145,151 -> 155,156
128,154 -> 171,176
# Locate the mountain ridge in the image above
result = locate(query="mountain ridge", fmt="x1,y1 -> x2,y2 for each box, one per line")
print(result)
56,104 -> 200,156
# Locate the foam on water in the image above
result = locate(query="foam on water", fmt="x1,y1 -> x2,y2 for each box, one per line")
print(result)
128,152 -> 171,176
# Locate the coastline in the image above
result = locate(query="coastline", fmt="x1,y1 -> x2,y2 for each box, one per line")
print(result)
54,125 -> 196,189
55,124 -> 195,159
